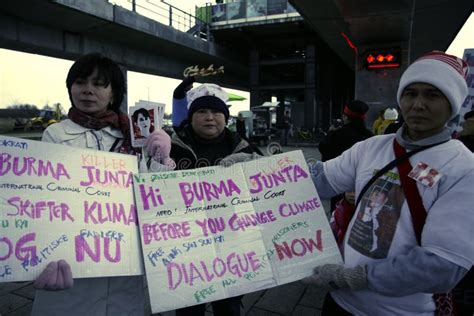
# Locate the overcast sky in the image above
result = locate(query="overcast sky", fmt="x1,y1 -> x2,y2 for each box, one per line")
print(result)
0,3 -> 472,116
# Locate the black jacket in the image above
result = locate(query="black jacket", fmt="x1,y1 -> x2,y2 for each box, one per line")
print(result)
236,119 -> 246,137
170,124 -> 260,170
318,120 -> 373,162
458,135 -> 474,152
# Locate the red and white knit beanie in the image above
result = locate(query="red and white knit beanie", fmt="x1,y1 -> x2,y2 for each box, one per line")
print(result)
397,51 -> 469,119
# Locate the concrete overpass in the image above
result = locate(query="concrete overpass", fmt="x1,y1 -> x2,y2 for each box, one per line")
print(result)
289,0 -> 474,123
0,0 -> 352,129
0,0 -> 248,88
1,0 -> 472,127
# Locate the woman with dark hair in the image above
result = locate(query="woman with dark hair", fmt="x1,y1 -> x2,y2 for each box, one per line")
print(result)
32,52 -> 169,315
41,52 -> 132,153
132,107 -> 154,138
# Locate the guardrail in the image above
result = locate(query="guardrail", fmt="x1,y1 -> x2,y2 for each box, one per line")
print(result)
200,0 -> 300,26
108,0 -> 212,41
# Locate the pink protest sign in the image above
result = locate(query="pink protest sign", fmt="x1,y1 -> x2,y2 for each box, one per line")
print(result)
133,150 -> 342,313
0,136 -> 144,282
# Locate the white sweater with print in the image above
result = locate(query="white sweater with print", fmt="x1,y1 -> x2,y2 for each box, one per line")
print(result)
323,133 -> 474,315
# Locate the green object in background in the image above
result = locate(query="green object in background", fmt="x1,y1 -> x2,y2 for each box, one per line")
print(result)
228,93 -> 246,101
195,5 -> 211,23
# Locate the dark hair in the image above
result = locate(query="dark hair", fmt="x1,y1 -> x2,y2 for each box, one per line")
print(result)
347,100 -> 369,115
344,100 -> 369,123
132,108 -> 151,123
66,53 -> 126,112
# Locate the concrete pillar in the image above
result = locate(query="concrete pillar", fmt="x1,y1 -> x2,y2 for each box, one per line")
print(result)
304,44 -> 316,129
119,64 -> 128,114
277,92 -> 285,125
354,44 -> 407,128
249,48 -> 260,108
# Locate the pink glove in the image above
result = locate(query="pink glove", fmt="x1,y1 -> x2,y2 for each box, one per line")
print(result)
145,130 -> 172,164
34,260 -> 74,291
162,157 -> 176,169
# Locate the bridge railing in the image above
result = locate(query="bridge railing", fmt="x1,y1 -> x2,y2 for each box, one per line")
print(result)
108,0 -> 212,41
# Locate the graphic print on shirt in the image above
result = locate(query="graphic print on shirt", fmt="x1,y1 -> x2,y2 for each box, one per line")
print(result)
347,172 -> 405,258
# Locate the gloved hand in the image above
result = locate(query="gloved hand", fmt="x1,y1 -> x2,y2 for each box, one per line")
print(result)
219,152 -> 261,167
302,264 -> 367,292
162,157 -> 176,170
173,76 -> 196,99
145,130 -> 172,164
34,260 -> 73,291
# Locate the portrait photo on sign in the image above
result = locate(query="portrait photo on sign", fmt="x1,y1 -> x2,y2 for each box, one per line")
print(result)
129,101 -> 165,147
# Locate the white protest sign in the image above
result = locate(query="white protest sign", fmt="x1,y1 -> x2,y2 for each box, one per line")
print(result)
133,150 -> 342,313
0,136 -> 144,281
449,49 -> 474,131
461,49 -> 474,116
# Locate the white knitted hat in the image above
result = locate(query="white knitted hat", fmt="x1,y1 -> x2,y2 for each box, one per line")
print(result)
384,108 -> 398,120
396,51 -> 469,119
187,83 -> 228,109
186,83 -> 229,121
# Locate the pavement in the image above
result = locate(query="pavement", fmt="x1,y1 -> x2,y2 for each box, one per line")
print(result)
1,143 -> 331,316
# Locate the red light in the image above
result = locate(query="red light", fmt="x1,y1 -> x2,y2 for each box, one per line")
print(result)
368,63 -> 400,69
364,49 -> 401,69
340,32 -> 358,54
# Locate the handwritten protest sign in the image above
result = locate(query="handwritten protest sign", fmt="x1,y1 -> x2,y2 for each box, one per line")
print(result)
134,150 -> 342,313
0,136 -> 144,282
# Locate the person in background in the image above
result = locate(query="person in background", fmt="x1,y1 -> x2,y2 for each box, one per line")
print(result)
306,51 -> 473,315
145,83 -> 261,315
280,110 -> 292,146
318,100 -> 373,212
384,114 -> 404,134
372,109 -> 385,134
32,52 -> 172,315
377,107 -> 398,134
319,100 -> 373,162
458,110 -> 474,151
236,112 -> 247,138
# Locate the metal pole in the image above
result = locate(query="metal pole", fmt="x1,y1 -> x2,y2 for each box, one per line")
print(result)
169,6 -> 173,27
407,0 -> 416,64
132,0 -> 136,12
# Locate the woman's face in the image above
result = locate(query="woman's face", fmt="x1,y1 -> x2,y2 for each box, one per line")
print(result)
191,108 -> 226,140
137,113 -> 151,132
71,68 -> 114,117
